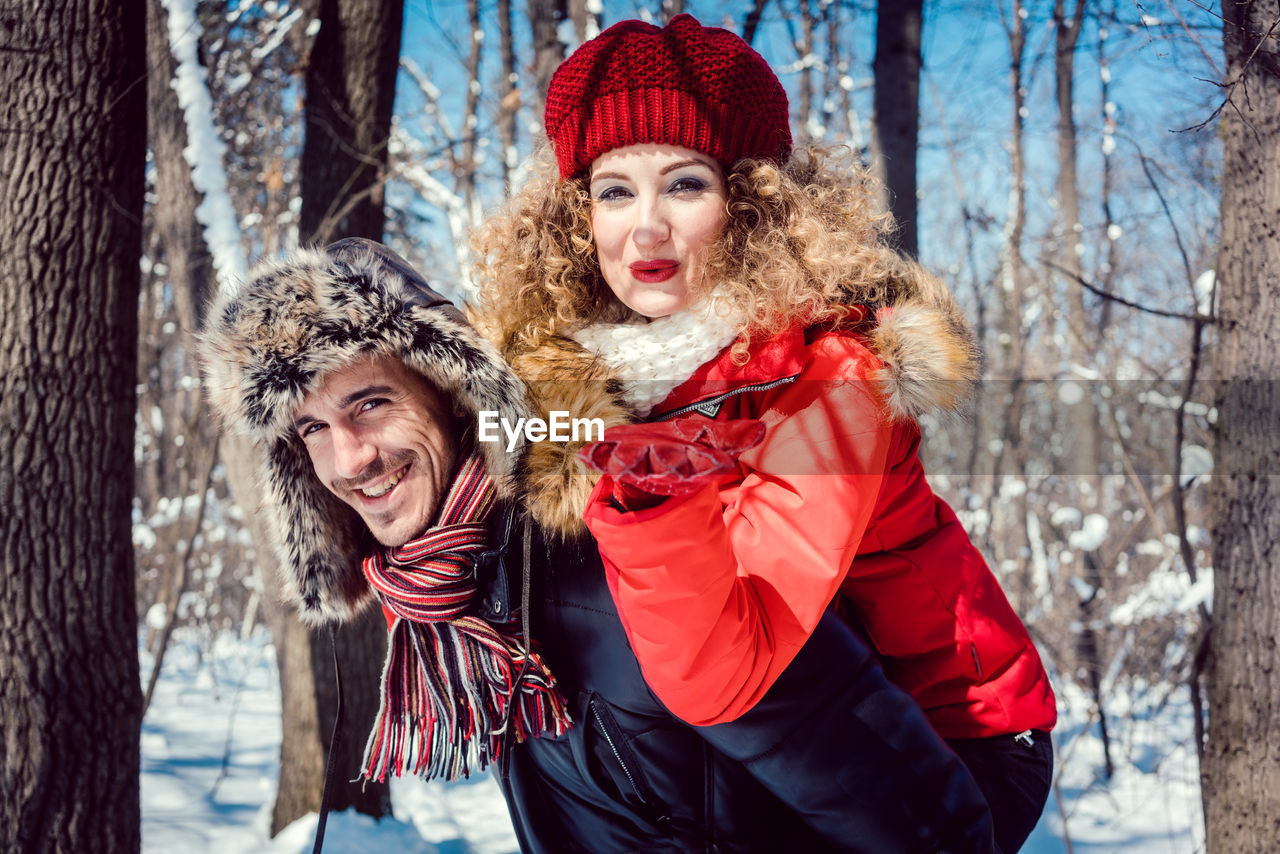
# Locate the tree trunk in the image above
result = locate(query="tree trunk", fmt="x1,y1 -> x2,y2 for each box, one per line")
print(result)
871,0 -> 923,257
567,0 -> 600,43
986,0 -> 1032,599
1204,3 -> 1280,850
497,0 -> 518,192
742,0 -> 770,46
1053,0 -> 1099,474
791,0 -> 818,148
298,0 -> 406,246
0,1 -> 146,850
528,0 -> 568,114
271,607 -> 393,832
147,0 -> 214,333
999,0 -> 1028,388
1054,0 -> 1113,780
1096,15 -> 1117,334
461,0 -> 483,219
140,0 -> 223,696
1053,0 -> 1086,341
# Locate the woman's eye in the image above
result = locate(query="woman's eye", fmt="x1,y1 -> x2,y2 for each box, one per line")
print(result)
594,186 -> 632,202
669,176 -> 708,194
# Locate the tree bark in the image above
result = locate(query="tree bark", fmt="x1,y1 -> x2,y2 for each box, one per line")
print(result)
461,0 -> 483,218
146,0 -> 214,333
298,0 -> 406,246
986,0 -> 1032,590
791,0 -> 818,147
271,604 -> 391,833
497,0 -> 518,192
1204,3 -> 1280,850
1053,0 -> 1087,330
528,0 -> 568,115
871,0 -> 923,257
1053,0 -> 1113,780
1096,16 -> 1117,334
0,1 -> 146,850
999,0 -> 1028,387
567,0 -> 600,42
743,0 -> 770,46
1053,0 -> 1099,474
139,0 -> 223,675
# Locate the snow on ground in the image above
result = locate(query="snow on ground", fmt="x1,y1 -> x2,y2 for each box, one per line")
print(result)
140,628 -> 517,854
1024,678 -> 1205,854
142,629 -> 1203,853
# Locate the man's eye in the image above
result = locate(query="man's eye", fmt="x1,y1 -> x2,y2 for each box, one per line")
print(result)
359,398 -> 388,413
299,422 -> 325,439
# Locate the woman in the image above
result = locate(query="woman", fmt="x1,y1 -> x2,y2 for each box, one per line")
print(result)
202,239 -> 988,854
473,14 -> 1055,854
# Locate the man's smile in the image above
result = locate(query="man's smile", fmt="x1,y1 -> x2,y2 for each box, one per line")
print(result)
358,463 -> 408,499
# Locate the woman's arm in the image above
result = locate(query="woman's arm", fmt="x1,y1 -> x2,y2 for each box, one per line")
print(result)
584,334 -> 894,725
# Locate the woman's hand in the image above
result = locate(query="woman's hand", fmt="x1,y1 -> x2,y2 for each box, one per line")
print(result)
578,417 -> 766,508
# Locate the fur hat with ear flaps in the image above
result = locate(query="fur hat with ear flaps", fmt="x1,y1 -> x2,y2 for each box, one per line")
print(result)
199,238 -> 533,625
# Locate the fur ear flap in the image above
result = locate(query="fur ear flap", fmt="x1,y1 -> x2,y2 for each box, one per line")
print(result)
265,435 -> 374,625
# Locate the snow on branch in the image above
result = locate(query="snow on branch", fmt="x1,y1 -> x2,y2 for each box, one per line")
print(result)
252,7 -> 304,60
389,124 -> 472,293
161,0 -> 248,294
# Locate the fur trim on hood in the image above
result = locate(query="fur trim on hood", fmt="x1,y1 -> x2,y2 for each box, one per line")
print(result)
482,259 -> 979,540
506,336 -> 633,536
868,259 -> 982,422
199,238 -> 532,624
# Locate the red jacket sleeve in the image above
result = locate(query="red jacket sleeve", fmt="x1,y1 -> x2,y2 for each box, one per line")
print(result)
584,334 -> 893,725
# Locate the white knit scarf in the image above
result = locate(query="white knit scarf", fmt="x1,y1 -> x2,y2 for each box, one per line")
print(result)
570,294 -> 746,416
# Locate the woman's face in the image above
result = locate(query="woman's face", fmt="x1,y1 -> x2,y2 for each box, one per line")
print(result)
589,144 -> 727,319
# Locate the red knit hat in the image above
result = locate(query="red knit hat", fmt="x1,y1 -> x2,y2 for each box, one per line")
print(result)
545,14 -> 792,179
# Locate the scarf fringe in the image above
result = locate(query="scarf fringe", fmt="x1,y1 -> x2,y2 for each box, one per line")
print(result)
360,617 -> 571,782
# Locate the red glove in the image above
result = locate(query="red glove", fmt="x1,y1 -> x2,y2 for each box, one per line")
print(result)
579,417 -> 766,510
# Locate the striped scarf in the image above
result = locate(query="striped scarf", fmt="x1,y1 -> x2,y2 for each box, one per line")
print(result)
359,448 -> 571,782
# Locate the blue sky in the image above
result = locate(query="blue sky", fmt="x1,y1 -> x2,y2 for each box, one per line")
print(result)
393,0 -> 1221,312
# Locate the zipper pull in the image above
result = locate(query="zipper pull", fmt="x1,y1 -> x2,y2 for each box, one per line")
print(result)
1014,730 -> 1035,748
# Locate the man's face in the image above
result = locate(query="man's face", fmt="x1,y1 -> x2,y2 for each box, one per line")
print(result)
294,354 -> 461,547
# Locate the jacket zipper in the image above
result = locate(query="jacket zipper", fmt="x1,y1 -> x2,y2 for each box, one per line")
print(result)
590,699 -> 645,802
654,376 -> 798,421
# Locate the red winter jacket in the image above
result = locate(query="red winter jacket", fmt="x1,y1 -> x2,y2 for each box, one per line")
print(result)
584,323 -> 1057,737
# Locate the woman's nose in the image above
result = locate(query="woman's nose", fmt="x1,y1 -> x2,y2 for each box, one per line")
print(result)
331,425 -> 378,481
631,197 -> 670,249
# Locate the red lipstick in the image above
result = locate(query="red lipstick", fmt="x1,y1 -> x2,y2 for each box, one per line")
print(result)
629,259 -> 679,283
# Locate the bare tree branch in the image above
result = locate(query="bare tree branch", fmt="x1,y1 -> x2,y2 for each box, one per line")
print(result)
1038,257 -> 1215,322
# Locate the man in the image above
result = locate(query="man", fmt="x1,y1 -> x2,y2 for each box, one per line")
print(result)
200,237 -> 564,782
199,238 -> 998,852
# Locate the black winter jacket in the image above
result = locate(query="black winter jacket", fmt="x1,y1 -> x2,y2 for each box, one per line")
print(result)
477,503 -> 997,854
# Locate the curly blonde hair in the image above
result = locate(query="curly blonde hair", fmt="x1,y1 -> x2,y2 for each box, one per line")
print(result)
470,145 -> 922,362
